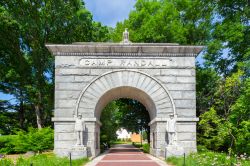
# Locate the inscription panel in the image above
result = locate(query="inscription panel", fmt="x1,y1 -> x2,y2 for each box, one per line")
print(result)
56,56 -> 195,69
79,58 -> 172,68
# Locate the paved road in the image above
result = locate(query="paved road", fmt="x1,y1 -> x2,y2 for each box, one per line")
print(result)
86,144 -> 168,166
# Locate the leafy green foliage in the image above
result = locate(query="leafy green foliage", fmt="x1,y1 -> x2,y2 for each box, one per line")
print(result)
13,127 -> 53,153
0,135 -> 17,154
100,99 -> 151,145
0,153 -> 88,166
198,107 -> 223,150
203,0 -> 250,76
0,127 -> 53,154
0,159 -> 12,166
142,143 -> 150,153
167,151 -> 250,166
111,0 -> 212,44
196,65 -> 220,116
100,101 -> 119,145
116,99 -> 150,142
133,143 -> 150,153
198,70 -> 250,155
0,100 -> 19,135
0,0 -> 109,130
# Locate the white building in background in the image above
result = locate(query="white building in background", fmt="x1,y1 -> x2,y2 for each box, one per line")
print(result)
116,128 -> 131,139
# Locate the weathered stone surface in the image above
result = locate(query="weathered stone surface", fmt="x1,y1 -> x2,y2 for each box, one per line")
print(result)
55,91 -> 80,100
165,83 -> 196,91
47,42 -> 202,159
54,123 -> 74,132
55,76 -> 75,83
175,99 -> 196,109
176,108 -> 196,117
169,91 -> 196,99
70,146 -> 87,159
56,132 -> 75,141
177,132 -> 196,141
56,82 -> 86,91
161,69 -> 195,76
55,99 -> 77,108
177,123 -> 197,132
56,68 -> 91,76
165,145 -> 185,158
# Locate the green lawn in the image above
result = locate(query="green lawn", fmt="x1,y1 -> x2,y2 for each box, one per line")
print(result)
0,153 -> 88,166
166,151 -> 250,166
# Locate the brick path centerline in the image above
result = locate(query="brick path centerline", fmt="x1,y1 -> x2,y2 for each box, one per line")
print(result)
88,144 -> 168,166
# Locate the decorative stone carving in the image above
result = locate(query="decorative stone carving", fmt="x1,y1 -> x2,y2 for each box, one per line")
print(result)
166,114 -> 177,145
121,28 -> 131,44
165,146 -> 184,158
74,114 -> 85,146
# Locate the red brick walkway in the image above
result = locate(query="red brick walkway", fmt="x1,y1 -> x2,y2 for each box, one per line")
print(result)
95,144 -> 165,166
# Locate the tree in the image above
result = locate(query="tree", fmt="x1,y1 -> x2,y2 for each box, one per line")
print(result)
0,100 -> 19,135
203,0 -> 250,77
100,98 -> 151,144
100,101 -> 119,144
0,7 -> 31,129
116,99 -> 151,143
111,0 -> 212,45
196,64 -> 220,116
0,0 -> 109,129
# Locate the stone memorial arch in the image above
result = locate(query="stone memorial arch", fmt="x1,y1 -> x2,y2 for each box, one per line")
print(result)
46,34 -> 203,158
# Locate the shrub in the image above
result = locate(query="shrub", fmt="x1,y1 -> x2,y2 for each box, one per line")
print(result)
13,127 -> 54,153
0,127 -> 53,154
0,135 -> 17,154
142,143 -> 150,153
197,145 -> 209,152
132,143 -> 150,153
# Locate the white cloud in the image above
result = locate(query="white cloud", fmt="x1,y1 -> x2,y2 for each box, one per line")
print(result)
84,0 -> 136,27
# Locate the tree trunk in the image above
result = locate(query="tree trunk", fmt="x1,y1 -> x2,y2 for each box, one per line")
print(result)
35,104 -> 43,129
19,98 -> 25,129
146,126 -> 150,143
35,91 -> 43,129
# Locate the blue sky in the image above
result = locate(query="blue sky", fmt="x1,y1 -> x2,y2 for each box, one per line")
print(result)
84,0 -> 136,27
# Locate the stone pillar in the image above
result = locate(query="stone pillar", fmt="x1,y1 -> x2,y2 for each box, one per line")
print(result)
149,121 -> 167,158
149,118 -> 199,158
54,120 -> 75,157
52,118 -> 101,158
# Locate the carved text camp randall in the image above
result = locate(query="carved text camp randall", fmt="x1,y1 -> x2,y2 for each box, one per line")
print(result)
79,58 -> 173,68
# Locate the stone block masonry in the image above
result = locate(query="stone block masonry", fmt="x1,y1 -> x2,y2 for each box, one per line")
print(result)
46,42 -> 203,158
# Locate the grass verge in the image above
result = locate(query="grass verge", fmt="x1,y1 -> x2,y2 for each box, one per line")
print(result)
166,151 -> 250,166
0,153 -> 88,166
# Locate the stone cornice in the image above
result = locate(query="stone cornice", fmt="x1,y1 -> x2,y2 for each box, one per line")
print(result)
46,43 -> 204,57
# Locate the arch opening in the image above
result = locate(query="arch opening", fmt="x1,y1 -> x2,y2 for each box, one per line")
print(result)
95,86 -> 156,120
100,97 -> 151,148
